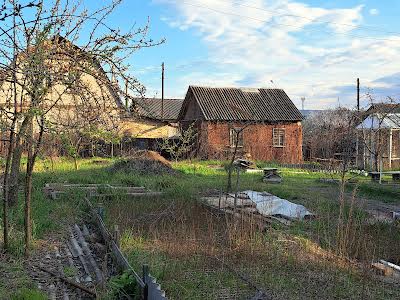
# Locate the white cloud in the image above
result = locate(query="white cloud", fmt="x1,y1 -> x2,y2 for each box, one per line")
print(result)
157,0 -> 400,109
369,8 -> 379,16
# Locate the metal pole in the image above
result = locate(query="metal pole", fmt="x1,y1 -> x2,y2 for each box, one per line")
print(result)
357,78 -> 360,111
389,128 -> 393,170
379,155 -> 383,185
161,62 -> 164,121
143,264 -> 149,300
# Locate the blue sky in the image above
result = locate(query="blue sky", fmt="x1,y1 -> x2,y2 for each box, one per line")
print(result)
97,0 -> 400,109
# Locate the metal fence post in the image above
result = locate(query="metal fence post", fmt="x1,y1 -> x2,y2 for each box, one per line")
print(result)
113,225 -> 120,247
96,203 -> 105,220
143,264 -> 149,300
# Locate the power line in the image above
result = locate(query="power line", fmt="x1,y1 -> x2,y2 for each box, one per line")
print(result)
215,0 -> 400,36
175,1 -> 400,43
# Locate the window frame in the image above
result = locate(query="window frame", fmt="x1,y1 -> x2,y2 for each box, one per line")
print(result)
273,128 -> 285,147
229,127 -> 244,148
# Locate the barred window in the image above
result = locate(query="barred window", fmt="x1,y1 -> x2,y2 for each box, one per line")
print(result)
230,128 -> 243,148
273,128 -> 285,147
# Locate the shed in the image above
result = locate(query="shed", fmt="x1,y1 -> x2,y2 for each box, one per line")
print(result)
356,105 -> 400,170
178,86 -> 303,162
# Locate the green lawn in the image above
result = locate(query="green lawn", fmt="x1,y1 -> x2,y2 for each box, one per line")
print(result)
1,158 -> 400,299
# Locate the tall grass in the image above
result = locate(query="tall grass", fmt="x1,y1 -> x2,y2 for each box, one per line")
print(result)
2,157 -> 399,299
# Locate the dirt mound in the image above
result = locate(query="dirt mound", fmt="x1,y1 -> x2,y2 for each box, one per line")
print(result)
109,151 -> 175,175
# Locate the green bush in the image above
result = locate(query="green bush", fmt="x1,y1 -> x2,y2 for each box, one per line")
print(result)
11,288 -> 47,300
108,271 -> 141,299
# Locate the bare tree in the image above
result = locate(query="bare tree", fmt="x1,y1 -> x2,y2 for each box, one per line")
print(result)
0,0 -> 163,254
303,108 -> 357,167
158,122 -> 198,162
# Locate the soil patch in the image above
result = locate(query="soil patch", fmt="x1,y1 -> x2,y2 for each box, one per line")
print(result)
108,150 -> 176,175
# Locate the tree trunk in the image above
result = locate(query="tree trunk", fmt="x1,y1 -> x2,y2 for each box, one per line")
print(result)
24,163 -> 33,256
8,116 -> 32,206
8,144 -> 23,206
2,117 -> 16,251
234,167 -> 240,210
227,131 -> 240,192
24,117 -> 44,256
24,120 -> 34,256
91,142 -> 94,157
73,156 -> 78,170
50,155 -> 54,172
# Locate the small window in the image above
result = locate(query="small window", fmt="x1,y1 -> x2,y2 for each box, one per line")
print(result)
273,128 -> 285,147
230,127 -> 243,148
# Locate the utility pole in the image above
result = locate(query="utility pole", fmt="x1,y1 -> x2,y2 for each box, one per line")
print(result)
357,78 -> 360,111
161,62 -> 164,121
125,78 -> 129,110
356,78 -> 360,169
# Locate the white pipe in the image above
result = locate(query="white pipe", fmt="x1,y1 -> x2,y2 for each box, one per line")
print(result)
380,260 -> 400,272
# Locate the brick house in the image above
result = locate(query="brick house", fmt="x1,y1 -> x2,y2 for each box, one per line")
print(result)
178,86 -> 304,162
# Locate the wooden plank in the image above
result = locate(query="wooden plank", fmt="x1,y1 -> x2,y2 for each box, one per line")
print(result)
38,266 -> 97,297
91,192 -> 163,198
202,196 -> 256,209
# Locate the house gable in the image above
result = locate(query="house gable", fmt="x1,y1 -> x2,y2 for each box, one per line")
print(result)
179,87 -> 205,121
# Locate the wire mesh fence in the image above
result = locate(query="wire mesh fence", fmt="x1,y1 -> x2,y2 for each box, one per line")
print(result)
162,255 -> 266,300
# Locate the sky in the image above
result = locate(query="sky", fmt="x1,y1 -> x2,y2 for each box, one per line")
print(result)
101,0 -> 400,110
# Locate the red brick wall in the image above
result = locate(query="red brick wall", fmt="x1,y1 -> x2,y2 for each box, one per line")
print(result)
199,121 -> 303,163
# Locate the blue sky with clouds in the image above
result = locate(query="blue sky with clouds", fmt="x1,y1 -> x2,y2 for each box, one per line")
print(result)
101,0 -> 400,109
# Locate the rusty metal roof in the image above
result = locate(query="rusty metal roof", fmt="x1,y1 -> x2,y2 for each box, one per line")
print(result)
181,86 -> 303,122
366,103 -> 400,114
133,97 -> 184,121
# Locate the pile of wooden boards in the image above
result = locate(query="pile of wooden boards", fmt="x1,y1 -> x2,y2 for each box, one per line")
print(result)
201,193 -> 291,226
43,183 -> 162,200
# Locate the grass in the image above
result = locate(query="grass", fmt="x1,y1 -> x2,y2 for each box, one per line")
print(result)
0,257 -> 46,300
96,160 -> 400,299
1,157 -> 400,299
357,182 -> 400,204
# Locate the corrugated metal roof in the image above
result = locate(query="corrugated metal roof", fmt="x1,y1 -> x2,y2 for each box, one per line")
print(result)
133,97 -> 184,121
357,113 -> 400,129
366,103 -> 400,114
184,86 -> 303,122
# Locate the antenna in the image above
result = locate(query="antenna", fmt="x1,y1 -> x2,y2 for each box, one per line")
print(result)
301,97 -> 305,111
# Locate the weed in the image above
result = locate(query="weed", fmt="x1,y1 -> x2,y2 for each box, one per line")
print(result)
63,266 -> 77,277
108,271 -> 141,299
10,288 -> 47,300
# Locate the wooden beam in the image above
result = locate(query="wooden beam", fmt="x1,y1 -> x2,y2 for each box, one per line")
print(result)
38,266 -> 97,297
